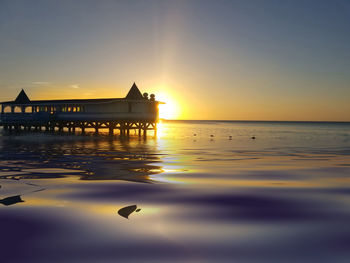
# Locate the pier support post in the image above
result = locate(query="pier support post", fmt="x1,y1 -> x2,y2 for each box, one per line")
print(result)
120,123 -> 124,137
143,126 -> 147,138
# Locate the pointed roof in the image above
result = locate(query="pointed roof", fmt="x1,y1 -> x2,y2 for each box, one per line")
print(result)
14,89 -> 30,104
125,82 -> 143,100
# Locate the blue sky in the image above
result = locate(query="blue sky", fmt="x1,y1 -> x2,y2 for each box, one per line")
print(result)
0,0 -> 349,120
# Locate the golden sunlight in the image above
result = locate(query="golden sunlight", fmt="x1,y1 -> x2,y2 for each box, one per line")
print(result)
156,93 -> 179,120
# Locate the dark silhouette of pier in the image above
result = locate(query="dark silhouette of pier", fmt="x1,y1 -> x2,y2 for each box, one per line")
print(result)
0,83 -> 162,137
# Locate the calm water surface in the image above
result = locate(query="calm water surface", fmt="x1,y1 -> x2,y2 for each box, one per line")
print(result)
1,121 -> 350,262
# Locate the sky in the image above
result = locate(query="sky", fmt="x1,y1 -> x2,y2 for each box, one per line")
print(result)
0,0 -> 349,121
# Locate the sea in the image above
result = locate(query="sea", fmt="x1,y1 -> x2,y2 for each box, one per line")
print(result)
1,120 -> 350,263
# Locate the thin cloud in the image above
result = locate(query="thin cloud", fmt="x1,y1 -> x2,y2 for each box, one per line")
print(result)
70,84 -> 80,89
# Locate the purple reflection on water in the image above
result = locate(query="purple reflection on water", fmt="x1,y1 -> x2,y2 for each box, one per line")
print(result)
0,121 -> 350,262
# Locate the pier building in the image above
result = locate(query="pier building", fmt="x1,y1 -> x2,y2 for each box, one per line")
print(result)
0,83 -> 162,137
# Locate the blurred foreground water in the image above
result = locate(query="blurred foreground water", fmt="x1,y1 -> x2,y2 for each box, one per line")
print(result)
1,120 -> 350,263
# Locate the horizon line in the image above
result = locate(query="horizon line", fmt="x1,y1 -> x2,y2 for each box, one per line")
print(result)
160,119 -> 350,123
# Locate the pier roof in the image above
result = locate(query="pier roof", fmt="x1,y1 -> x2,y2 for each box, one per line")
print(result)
0,83 -> 162,105
1,98 -> 130,105
14,89 -> 30,104
125,82 -> 144,100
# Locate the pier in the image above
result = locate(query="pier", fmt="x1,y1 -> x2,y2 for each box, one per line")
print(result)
0,83 -> 162,137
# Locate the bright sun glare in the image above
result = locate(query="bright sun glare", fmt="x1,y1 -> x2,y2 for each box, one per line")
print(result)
156,93 -> 179,120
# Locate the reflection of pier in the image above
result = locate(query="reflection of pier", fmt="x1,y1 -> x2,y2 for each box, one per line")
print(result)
0,83 -> 162,137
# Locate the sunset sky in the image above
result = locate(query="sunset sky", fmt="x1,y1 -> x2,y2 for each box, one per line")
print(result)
0,0 -> 349,121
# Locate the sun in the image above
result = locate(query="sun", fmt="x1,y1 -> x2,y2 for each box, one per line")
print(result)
156,93 -> 179,120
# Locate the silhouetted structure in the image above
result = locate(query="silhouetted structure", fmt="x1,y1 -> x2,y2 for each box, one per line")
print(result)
118,205 -> 141,219
0,195 -> 24,206
0,83 -> 162,137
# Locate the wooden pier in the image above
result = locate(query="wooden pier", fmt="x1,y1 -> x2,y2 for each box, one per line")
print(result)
0,83 -> 161,137
0,120 -> 157,137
